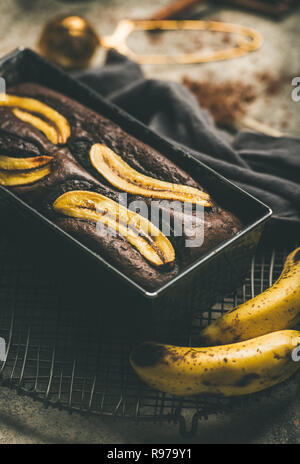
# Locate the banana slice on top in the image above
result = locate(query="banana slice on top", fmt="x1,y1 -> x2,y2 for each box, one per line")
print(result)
0,155 -> 52,186
90,144 -> 212,207
13,109 -> 59,144
0,155 -> 52,171
53,190 -> 175,267
0,94 -> 70,143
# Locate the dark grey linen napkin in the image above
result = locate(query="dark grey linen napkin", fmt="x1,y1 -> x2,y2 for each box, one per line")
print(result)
76,50 -> 300,243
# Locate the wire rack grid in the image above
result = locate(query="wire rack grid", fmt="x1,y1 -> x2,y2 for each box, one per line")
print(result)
0,223 -> 298,437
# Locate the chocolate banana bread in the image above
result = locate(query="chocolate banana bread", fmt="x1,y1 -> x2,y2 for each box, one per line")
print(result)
0,83 -> 242,290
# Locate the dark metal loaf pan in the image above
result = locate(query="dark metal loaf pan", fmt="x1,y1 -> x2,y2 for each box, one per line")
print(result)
0,48 -> 272,338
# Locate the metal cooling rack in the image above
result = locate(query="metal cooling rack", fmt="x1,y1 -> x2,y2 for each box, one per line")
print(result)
0,227 -> 298,437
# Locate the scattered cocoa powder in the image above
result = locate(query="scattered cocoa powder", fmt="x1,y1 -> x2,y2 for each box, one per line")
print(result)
147,30 -> 164,45
182,76 -> 257,126
182,70 -> 299,128
221,32 -> 233,45
147,29 -> 235,52
280,120 -> 289,130
255,71 -> 293,96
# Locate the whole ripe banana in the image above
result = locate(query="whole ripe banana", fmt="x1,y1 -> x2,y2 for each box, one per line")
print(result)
130,330 -> 300,397
199,247 -> 300,347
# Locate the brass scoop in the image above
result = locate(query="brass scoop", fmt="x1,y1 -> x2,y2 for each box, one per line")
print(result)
38,14 -> 263,69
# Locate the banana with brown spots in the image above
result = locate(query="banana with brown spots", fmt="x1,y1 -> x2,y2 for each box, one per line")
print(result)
199,247 -> 300,346
130,330 -> 300,397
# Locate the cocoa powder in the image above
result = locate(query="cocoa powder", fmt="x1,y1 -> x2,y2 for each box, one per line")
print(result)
182,76 -> 257,126
255,71 -> 293,96
182,71 -> 298,127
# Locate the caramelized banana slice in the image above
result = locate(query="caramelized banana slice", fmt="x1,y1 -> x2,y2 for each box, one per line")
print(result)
0,155 -> 52,171
13,109 -> 59,144
53,190 -> 175,267
90,144 -> 212,207
0,165 -> 51,186
0,94 -> 70,143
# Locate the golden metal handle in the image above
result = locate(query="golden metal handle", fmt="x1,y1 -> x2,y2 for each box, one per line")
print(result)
100,19 -> 263,65
38,14 -> 263,69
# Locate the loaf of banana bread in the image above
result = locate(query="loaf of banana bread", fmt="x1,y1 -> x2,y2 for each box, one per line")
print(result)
0,83 -> 242,290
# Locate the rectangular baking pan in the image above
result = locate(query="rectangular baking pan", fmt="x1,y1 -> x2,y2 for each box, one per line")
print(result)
0,48 -> 272,338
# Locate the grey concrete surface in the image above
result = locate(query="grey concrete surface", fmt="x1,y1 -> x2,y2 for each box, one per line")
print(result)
0,379 -> 300,444
0,0 -> 299,444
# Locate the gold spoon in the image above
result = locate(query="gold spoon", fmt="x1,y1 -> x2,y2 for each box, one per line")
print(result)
38,14 -> 263,69
38,16 -> 280,137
